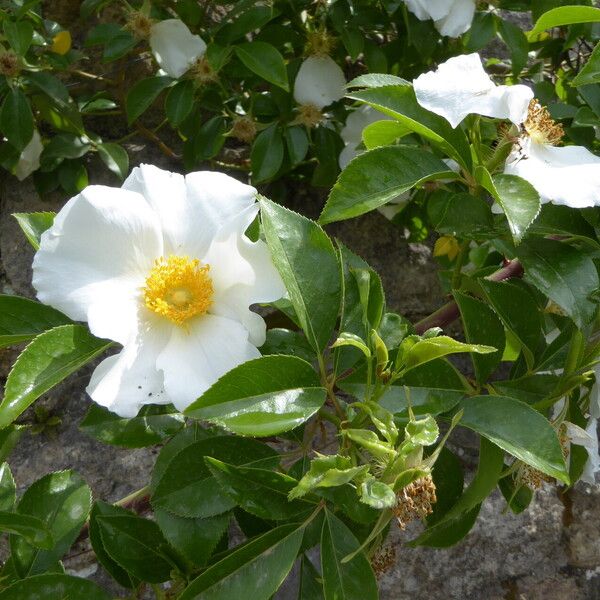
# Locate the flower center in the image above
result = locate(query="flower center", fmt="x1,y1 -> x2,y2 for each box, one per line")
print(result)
143,255 -> 213,325
523,99 -> 564,146
296,103 -> 324,128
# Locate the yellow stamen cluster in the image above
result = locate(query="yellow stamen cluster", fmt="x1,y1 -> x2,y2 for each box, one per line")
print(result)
370,545 -> 396,578
0,50 -> 20,77
392,475 -> 437,529
191,56 -> 217,85
523,99 -> 564,146
126,11 -> 154,40
143,255 -> 213,326
230,116 -> 257,143
517,464 -> 552,490
296,103 -> 324,128
305,29 -> 336,57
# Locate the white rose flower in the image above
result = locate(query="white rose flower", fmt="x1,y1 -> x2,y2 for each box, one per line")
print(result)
32,165 -> 285,418
404,0 -> 476,37
149,19 -> 207,79
413,53 -> 533,128
413,53 -> 600,208
563,420 -> 600,485
293,56 -> 346,110
15,130 -> 43,181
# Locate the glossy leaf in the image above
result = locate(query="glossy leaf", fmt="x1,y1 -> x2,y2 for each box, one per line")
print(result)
0,574 -> 111,600
460,396 -> 568,483
0,512 -> 52,548
235,42 -> 288,90
11,470 -> 91,577
1,89 -> 33,151
320,510 -> 378,600
12,212 -> 55,250
125,76 -> 173,124
298,555 -> 324,600
529,6 -> 600,37
572,42 -> 600,86
179,523 -> 304,600
321,145 -> 454,224
165,80 -> 195,126
0,325 -> 112,428
97,143 -> 129,180
251,124 -> 284,183
0,295 -> 70,349
403,336 -> 495,371
186,355 -> 325,436
427,192 -> 493,237
0,463 -> 15,512
260,197 -> 341,353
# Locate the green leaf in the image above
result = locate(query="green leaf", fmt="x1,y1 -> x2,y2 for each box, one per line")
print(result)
80,404 -> 185,448
0,463 -> 15,512
479,279 -> 542,369
185,355 -> 325,436
348,85 -> 472,170
517,238 -> 599,329
3,21 -> 33,55
359,478 -> 396,509
0,512 -> 53,549
96,513 -> 173,583
427,192 -> 493,237
476,168 -> 540,243
25,72 -> 70,105
362,120 -> 409,150
41,133 -> 90,163
284,126 -> 309,165
402,336 -> 495,371
1,89 -> 33,151
498,19 -> 529,75
260,197 -> 341,353
235,42 -> 288,90
573,42 -> 600,86
89,502 -> 138,589
154,509 -> 229,568
12,212 -> 55,250
320,145 -> 455,224
460,396 -> 568,483
193,116 -> 227,161
0,295 -> 70,348
454,292 -> 505,384
320,510 -> 378,600
165,80 -> 195,126
125,76 -> 173,124
151,436 -> 279,518
0,427 -> 23,464
0,574 -> 111,600
529,6 -> 600,37
97,143 -> 129,180
411,438 -> 505,546
298,555 -> 324,600
179,523 -> 305,600
251,124 -> 284,183
0,325 -> 112,428
347,74 -> 410,88
405,415 -> 439,447
11,470 -> 91,577
206,459 -> 316,520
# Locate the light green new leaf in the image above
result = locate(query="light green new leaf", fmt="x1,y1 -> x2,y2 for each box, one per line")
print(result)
359,478 -> 396,509
460,396 -> 568,483
179,524 -> 304,600
476,167 -> 540,243
12,212 -> 55,250
11,470 -> 91,577
0,295 -> 70,349
403,336 -> 495,371
185,355 -> 325,436
320,145 -> 455,224
362,120 -> 410,150
529,6 -> 600,38
260,197 -> 341,353
235,42 -> 288,90
0,325 -> 112,428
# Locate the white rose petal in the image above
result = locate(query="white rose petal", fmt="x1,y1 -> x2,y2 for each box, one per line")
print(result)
504,140 -> 600,208
15,130 -> 43,181
404,0 -> 451,21
581,419 -> 600,485
149,19 -> 206,78
293,56 -> 346,110
33,165 -> 285,417
339,105 -> 389,169
413,53 -> 533,128
434,0 -> 475,37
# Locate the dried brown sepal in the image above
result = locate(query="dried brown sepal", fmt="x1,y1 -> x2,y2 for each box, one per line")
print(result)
392,475 -> 437,530
370,545 -> 396,578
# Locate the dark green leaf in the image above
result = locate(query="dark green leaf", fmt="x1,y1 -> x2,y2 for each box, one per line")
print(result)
185,355 -> 325,436
460,396 -> 568,483
165,80 -> 195,126
260,197 -> 341,353
126,76 -> 173,124
1,89 -> 33,151
320,510 -> 378,600
427,192 -> 493,237
573,42 -> 600,86
0,512 -> 52,549
0,463 -> 15,512
0,295 -> 70,348
80,404 -> 185,448
235,42 -> 288,90
179,523 -> 304,600
3,21 -> 33,55
11,470 -> 91,577
97,143 -> 129,180
298,555 -> 324,600
12,212 -> 55,250
0,325 -> 112,428
285,126 -> 309,165
0,574 -> 111,600
251,124 -> 284,183
321,145 -> 454,224
25,72 -> 70,105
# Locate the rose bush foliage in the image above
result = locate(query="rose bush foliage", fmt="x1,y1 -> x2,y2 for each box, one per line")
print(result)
0,1 -> 600,598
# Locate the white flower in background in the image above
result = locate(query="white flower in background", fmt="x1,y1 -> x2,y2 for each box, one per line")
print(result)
404,0 -> 476,37
413,53 -> 600,208
149,19 -> 207,78
294,56 -> 346,109
413,53 -> 533,128
15,130 -> 43,181
563,420 -> 599,485
504,100 -> 600,208
32,165 -> 285,418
